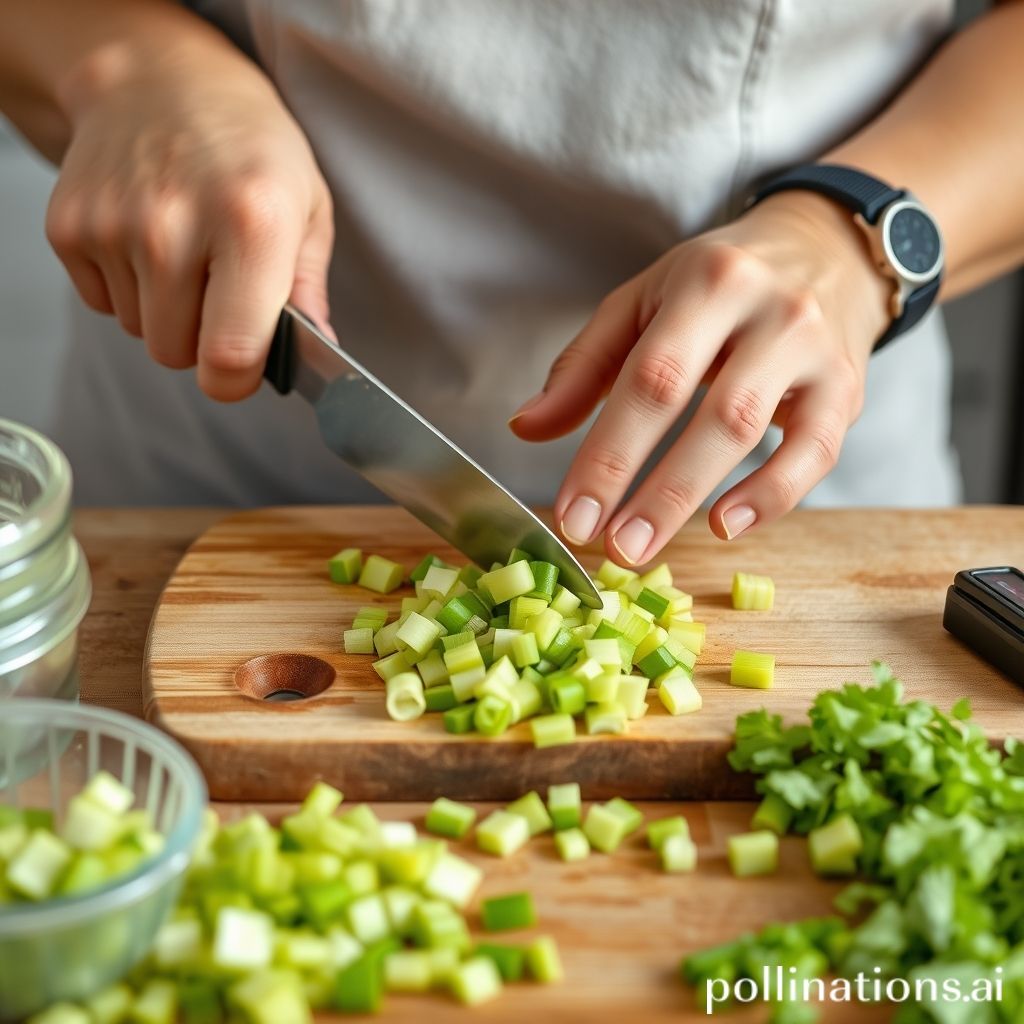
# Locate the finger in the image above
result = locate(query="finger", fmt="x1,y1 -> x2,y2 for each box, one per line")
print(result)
552,288 -> 748,548
708,377 -> 858,540
602,322 -> 799,565
196,185 -> 303,401
508,281 -> 640,443
135,202 -> 203,369
45,200 -> 114,315
289,193 -> 335,333
96,255 -> 143,337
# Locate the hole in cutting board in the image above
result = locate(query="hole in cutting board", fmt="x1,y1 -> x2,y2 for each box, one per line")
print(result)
234,653 -> 335,703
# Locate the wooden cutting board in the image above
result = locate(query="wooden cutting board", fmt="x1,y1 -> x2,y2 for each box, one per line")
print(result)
143,506 -> 1023,802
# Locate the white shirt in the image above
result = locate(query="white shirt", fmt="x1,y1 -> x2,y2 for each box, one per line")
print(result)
54,0 -> 960,507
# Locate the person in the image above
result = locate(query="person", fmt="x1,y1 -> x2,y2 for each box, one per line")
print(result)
1,1 -> 1022,568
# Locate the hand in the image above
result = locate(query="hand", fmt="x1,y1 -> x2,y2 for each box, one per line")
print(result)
510,192 -> 893,565
45,37 -> 333,400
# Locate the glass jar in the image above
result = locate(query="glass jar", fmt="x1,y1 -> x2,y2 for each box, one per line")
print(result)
0,418 -> 91,702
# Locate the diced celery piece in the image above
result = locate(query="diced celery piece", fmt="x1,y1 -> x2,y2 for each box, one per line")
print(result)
81,770 -> 135,815
372,650 -> 411,681
344,626 -> 375,654
417,648 -> 449,689
663,637 -> 698,671
659,674 -> 702,716
604,797 -> 643,835
661,834 -> 699,873
583,803 -> 629,853
530,713 -> 576,749
667,619 -> 705,655
509,678 -> 542,722
153,916 -> 202,968
450,955 -> 504,1006
409,553 -> 445,583
732,571 -> 775,611
752,793 -> 794,836
474,694 -> 513,737
525,935 -> 564,983
424,684 -> 457,712
396,611 -> 442,657
358,553 -> 404,594
547,783 -> 582,830
584,668 -> 620,705
481,891 -> 535,931
373,619 -> 402,656
277,929 -> 333,970
0,821 -> 27,860
549,585 -> 582,616
328,547 -> 363,584
229,970 -> 310,1024
506,791 -> 553,836
334,950 -> 384,1013
214,907 -> 274,969
61,794 -> 122,851
301,781 -> 344,819
727,830 -> 779,877
509,595 -> 549,630
347,892 -> 392,944
635,586 -> 670,619
355,604 -> 388,625
583,637 -> 622,669
617,675 -> 650,720
422,853 -> 483,909
443,703 -> 477,734
412,900 -> 471,952
637,643 -> 677,680
549,676 -> 586,716
385,671 -> 426,722
476,942 -> 527,982
443,639 -> 483,675
730,650 -> 776,689
585,701 -> 627,735
527,560 -> 559,600
648,815 -> 690,851
637,563 -> 673,589
85,984 -> 134,1024
131,979 -> 178,1024
425,797 -> 477,839
596,559 -> 638,590
555,827 -> 590,862
526,607 -> 564,653
476,811 -> 530,857
479,560 -> 536,604
344,857 -> 381,894
6,828 -> 72,899
808,814 -> 863,875
25,1005 -> 90,1024
384,949 -> 433,992
301,880 -> 352,929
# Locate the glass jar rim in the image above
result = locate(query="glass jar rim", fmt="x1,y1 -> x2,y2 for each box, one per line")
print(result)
0,418 -> 73,567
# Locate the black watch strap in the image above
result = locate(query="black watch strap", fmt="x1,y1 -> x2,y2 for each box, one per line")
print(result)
751,163 -> 905,224
873,275 -> 940,352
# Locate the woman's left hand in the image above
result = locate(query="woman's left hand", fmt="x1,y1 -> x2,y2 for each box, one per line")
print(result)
510,191 -> 894,566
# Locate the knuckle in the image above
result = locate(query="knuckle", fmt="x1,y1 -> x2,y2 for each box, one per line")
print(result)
779,287 -> 824,333
587,445 -> 634,486
202,337 -> 264,375
549,343 -> 618,388
806,422 -> 843,470
45,198 -> 82,255
765,469 -> 800,511
630,351 -> 689,409
651,473 -> 697,516
715,385 -> 768,448
701,243 -> 760,292
223,176 -> 289,243
137,197 -> 188,266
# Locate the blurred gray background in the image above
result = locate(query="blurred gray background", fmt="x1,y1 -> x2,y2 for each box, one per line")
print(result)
1,110 -> 1021,504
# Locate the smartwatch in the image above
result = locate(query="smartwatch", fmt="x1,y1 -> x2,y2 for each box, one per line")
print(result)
749,164 -> 944,351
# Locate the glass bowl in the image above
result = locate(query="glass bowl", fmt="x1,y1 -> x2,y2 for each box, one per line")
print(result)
0,418 -> 91,703
0,699 -> 207,1020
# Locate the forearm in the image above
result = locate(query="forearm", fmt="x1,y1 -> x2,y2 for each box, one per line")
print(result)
828,1 -> 1024,300
0,0 -> 249,162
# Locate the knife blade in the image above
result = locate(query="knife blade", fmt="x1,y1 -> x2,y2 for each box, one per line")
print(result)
265,305 -> 601,608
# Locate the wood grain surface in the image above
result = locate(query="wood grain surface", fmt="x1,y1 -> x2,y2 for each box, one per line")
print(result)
142,506 -> 1024,803
73,507 -> 1019,1023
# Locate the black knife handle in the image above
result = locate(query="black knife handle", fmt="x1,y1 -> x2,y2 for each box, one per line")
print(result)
264,310 -> 294,394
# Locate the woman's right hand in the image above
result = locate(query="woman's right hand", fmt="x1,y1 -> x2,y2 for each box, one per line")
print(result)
45,35 -> 334,400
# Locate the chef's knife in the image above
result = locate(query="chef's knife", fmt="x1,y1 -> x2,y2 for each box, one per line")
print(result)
264,305 -> 601,608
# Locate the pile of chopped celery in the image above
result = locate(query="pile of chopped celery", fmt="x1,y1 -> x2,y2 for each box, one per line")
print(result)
682,662 -> 1024,1022
0,770 -> 164,906
333,548 -> 707,739
23,780 -> 568,1023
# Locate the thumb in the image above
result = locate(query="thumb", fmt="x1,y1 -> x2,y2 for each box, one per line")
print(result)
289,193 -> 335,336
509,283 -> 639,442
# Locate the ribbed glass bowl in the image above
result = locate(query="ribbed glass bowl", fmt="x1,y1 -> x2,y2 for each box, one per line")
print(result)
0,700 -> 206,1020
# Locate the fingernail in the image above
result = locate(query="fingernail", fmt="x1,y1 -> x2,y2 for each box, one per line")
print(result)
509,393 -> 546,422
560,495 -> 602,545
611,517 -> 655,565
722,504 -> 757,540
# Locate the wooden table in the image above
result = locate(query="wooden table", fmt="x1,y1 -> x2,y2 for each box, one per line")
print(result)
76,508 -> 1020,1022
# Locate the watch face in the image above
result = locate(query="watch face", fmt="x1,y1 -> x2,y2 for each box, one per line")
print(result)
887,206 -> 941,276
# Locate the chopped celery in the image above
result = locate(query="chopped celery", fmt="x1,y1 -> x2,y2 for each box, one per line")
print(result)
152,916 -> 202,968
604,797 -> 643,835
583,804 -> 629,854
730,650 -> 775,689
436,596 -> 475,633
584,637 -> 622,669
229,971 -> 310,1024
596,559 -> 638,591
424,684 -> 457,712
422,853 -> 483,909
661,834 -> 698,873
62,794 -> 122,851
731,571 -> 775,611
343,626 -> 375,655
528,560 -> 559,599
25,1006 -> 90,1024
585,700 -> 628,735
667,619 -> 705,655
476,811 -> 530,857
506,791 -> 553,835
425,797 -> 476,839
474,694 -> 513,736
84,985 -> 134,1024
547,783 -> 582,830
420,564 -> 459,601
549,676 -> 586,716
808,815 -> 862,875
334,951 -> 384,1013
509,678 -> 542,721
328,548 -> 363,584
659,673 -> 702,716
443,703 -> 477,734
647,815 -> 690,851
417,649 -> 449,688
727,830 -> 779,877
395,612 -> 442,657
526,607 -> 563,652
479,561 -> 535,604
372,650 -> 411,682
549,585 -> 581,616
214,907 -> 274,969
481,891 -> 536,931
637,563 -> 673,589
617,675 -> 650,720
450,955 -> 503,1006
6,829 -> 72,899
347,893 -> 392,944
476,943 -> 527,982
635,586 -> 670,619
384,949 -> 433,992
358,554 -> 404,594
637,644 -> 677,679
510,631 -> 540,668
530,713 -> 575,749
525,935 -> 564,983
385,672 -> 426,722
751,793 -> 794,836
409,553 -> 445,583
555,827 -> 590,862
82,770 -> 135,815
130,979 -> 178,1024
509,595 -> 548,630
